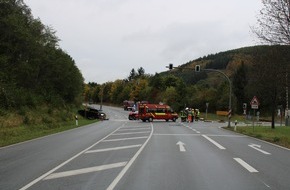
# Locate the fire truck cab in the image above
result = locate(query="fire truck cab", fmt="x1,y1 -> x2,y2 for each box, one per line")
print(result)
138,103 -> 178,122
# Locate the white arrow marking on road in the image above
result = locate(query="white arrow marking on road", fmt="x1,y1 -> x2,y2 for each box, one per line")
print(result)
248,144 -> 271,155
176,141 -> 186,152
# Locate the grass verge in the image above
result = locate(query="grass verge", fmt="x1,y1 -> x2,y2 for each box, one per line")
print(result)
226,126 -> 290,149
0,117 -> 97,148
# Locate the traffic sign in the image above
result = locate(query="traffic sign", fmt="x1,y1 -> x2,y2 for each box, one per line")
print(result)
250,96 -> 259,109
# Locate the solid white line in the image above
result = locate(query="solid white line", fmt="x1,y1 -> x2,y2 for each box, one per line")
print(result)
112,131 -> 150,135
85,144 -> 142,153
44,162 -> 127,180
106,123 -> 154,190
19,127 -> 122,190
234,158 -> 258,173
202,135 -> 226,150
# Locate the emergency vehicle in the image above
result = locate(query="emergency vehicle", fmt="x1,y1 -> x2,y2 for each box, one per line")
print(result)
123,100 -> 134,111
138,103 -> 178,122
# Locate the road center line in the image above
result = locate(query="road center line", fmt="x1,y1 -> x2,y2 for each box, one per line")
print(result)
202,135 -> 226,150
85,144 -> 142,153
234,158 -> 258,173
44,162 -> 127,180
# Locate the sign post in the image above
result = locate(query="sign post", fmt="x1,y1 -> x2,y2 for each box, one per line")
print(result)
250,96 -> 260,131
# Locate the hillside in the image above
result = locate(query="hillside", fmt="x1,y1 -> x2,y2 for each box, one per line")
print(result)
0,1 -> 84,128
169,45 -> 290,85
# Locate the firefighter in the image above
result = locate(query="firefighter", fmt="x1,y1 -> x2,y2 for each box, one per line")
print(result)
187,108 -> 192,123
197,109 -> 200,121
191,108 -> 194,122
180,110 -> 187,122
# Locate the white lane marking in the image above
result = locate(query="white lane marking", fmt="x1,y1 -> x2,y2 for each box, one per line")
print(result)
44,162 -> 127,180
85,144 -> 142,153
191,129 -> 201,134
234,158 -> 258,173
111,131 -> 150,135
206,134 -> 246,137
176,141 -> 186,152
102,136 -> 148,142
107,123 -> 154,190
248,144 -> 271,155
202,135 -> 226,150
19,127 -> 122,190
117,128 -> 150,132
154,134 -> 201,136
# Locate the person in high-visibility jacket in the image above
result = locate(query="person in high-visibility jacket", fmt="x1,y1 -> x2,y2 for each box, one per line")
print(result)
187,111 -> 192,123
196,109 -> 200,121
191,109 -> 194,122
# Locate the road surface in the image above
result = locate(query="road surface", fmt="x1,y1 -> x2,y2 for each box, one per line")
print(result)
1,105 -> 290,190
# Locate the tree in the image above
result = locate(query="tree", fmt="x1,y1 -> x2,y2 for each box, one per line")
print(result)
137,67 -> 145,77
128,68 -> 137,81
232,62 -> 248,114
0,0 -> 84,108
248,46 -> 290,128
252,0 -> 290,45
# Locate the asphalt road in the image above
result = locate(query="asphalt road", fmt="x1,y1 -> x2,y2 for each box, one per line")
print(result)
1,106 -> 290,190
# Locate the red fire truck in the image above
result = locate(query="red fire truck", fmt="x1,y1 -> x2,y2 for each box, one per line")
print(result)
138,103 -> 178,122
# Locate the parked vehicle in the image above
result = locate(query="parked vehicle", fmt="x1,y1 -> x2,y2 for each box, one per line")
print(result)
138,103 -> 178,122
123,100 -> 135,111
128,111 -> 139,120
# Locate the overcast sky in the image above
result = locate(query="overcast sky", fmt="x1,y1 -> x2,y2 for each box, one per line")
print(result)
24,0 -> 263,84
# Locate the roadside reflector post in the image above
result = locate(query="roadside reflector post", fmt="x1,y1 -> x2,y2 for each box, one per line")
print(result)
75,115 -> 78,126
234,120 -> 238,131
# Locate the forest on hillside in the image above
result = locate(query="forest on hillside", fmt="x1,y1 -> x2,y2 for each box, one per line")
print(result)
85,45 -> 290,119
0,0 -> 84,110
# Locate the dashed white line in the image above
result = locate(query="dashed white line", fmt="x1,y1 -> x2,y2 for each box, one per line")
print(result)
85,144 -> 142,153
202,135 -> 226,150
234,158 -> 258,173
44,162 -> 127,180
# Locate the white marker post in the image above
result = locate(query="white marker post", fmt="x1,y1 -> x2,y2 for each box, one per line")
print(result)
234,120 -> 238,131
75,115 -> 78,126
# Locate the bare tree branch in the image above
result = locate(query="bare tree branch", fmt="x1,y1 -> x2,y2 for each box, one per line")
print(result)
252,0 -> 290,45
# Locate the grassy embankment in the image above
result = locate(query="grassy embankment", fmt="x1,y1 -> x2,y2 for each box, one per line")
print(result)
231,126 -> 290,149
0,106 -> 96,147
202,113 -> 290,149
